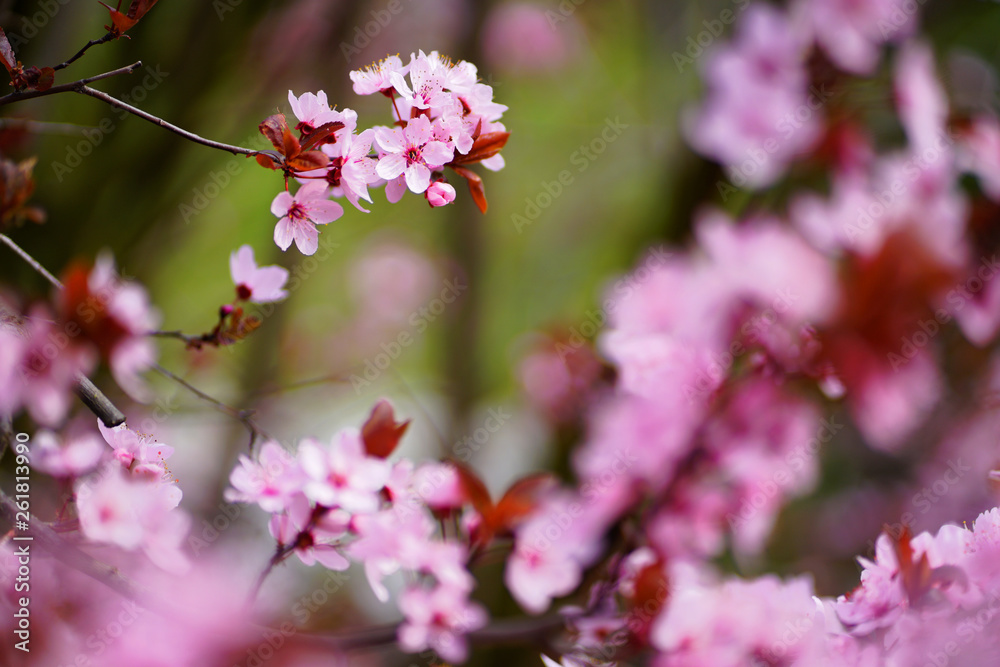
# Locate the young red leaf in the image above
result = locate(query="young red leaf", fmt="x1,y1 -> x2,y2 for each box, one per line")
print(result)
285,150 -> 329,172
491,473 -> 555,534
361,399 -> 411,458
100,0 -> 159,37
259,114 -> 300,157
299,120 -> 345,153
450,165 -> 488,213
451,462 -> 494,517
450,131 -> 510,166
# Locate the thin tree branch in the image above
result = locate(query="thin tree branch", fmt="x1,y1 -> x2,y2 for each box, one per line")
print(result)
0,233 -> 125,427
0,62 -> 142,106
77,85 -> 263,157
0,232 -> 62,289
152,363 -> 272,446
0,62 -> 266,160
53,32 -> 116,72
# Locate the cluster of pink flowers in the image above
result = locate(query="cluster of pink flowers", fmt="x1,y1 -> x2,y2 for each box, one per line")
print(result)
226,401 -> 488,662
513,2 -> 1000,665
0,254 -> 159,420
267,50 -> 508,255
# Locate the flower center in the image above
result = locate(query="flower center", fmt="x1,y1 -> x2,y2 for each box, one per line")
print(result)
288,203 -> 308,221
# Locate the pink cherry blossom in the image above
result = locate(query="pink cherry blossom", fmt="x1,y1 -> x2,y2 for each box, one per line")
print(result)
270,181 -> 343,255
297,429 -> 390,513
686,4 -> 819,188
86,252 -> 161,400
397,583 -> 488,663
267,494 -> 350,570
349,507 -> 436,601
375,116 -> 455,194
97,419 -> 175,481
336,128 -> 380,211
389,50 -> 454,111
229,245 -> 289,304
350,55 -> 409,96
30,427 -> 105,478
5,307 -> 96,426
424,180 -> 456,207
75,464 -> 189,573
225,440 -> 302,512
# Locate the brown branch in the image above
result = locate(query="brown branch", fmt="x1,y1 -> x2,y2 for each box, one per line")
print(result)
0,62 -> 142,106
77,85 -> 262,157
0,232 -> 62,289
0,62 -> 266,160
53,32 -> 116,72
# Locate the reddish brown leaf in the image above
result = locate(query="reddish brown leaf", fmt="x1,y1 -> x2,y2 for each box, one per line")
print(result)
450,131 -> 510,166
492,473 -> 555,533
100,0 -> 158,37
450,165 -> 488,213
452,462 -> 494,518
300,121 -> 345,153
627,561 -> 669,643
20,66 -> 54,92
259,114 -> 299,156
361,399 -> 410,458
255,153 -> 279,170
0,28 -> 17,75
285,150 -> 329,172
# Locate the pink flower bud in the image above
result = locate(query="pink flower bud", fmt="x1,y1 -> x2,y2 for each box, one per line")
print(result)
425,180 -> 456,207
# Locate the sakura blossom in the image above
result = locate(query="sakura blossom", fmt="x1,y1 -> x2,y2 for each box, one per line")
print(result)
270,181 -> 343,255
13,3 -> 1000,666
229,244 -> 289,304
374,115 -> 455,194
